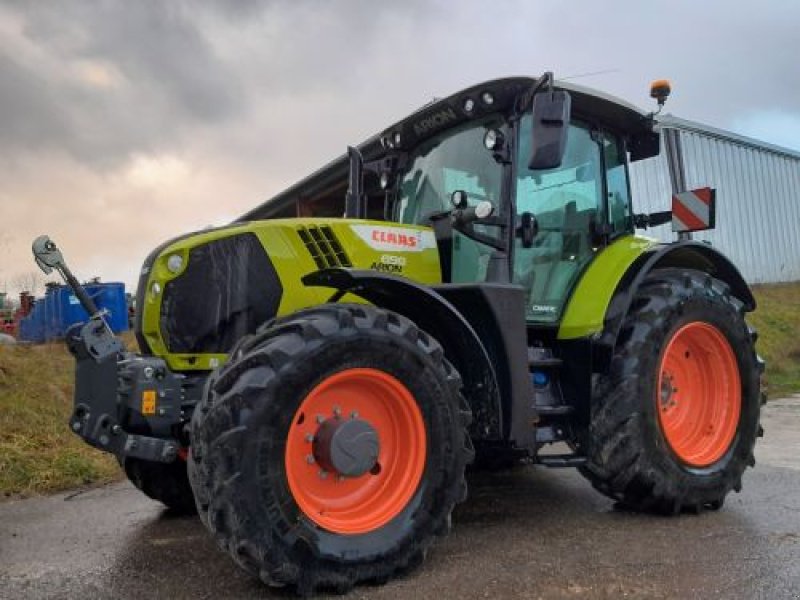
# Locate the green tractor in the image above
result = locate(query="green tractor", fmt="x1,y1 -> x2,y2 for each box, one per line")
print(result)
35,74 -> 763,595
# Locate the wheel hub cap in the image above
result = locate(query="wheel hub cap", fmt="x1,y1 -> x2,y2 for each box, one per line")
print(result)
313,417 -> 380,478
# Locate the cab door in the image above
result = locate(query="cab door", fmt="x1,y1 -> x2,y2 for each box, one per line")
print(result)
513,118 -> 605,322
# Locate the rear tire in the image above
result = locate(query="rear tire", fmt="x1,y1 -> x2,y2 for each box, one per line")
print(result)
580,268 -> 762,513
124,458 -> 197,514
188,304 -> 473,595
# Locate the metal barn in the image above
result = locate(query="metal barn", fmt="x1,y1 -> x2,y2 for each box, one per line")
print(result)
631,116 -> 800,284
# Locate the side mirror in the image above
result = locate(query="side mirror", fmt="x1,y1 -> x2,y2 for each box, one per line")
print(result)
528,90 -> 571,170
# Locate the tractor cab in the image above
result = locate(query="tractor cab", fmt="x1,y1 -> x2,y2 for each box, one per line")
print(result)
381,76 -> 660,324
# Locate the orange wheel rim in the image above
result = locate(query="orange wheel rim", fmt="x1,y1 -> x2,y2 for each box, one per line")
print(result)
657,322 -> 741,467
285,368 -> 427,534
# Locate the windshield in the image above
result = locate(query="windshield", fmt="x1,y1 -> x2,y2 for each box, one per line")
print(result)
396,117 -> 505,226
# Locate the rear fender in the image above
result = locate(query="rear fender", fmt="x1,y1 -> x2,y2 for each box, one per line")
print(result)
596,241 -> 755,371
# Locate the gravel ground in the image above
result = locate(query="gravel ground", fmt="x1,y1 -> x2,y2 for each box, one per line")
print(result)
1,396 -> 799,599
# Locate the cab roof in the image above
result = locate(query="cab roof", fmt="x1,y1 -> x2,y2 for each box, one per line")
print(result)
238,76 -> 659,222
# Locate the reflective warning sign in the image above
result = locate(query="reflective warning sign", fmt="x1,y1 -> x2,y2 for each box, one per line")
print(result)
672,187 -> 716,232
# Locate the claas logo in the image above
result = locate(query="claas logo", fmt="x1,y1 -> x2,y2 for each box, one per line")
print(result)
370,230 -> 419,248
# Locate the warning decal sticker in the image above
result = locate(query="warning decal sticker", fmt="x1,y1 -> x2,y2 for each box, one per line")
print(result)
142,390 -> 157,416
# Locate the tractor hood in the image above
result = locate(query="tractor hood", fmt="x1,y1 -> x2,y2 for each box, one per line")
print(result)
135,219 -> 441,371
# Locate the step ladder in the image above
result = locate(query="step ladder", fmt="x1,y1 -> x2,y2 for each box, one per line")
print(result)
528,346 -> 586,468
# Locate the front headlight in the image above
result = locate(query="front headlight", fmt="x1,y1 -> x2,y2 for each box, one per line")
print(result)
166,254 -> 184,274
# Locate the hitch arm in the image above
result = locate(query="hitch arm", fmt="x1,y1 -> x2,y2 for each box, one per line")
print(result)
32,235 -> 101,316
31,235 -> 123,360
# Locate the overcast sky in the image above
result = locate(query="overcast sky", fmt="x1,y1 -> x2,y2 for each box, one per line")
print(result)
1,0 -> 799,296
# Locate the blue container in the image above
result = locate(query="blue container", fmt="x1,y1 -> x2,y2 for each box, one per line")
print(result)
41,289 -> 52,340
59,286 -> 86,334
18,315 -> 30,342
44,287 -> 60,340
92,283 -> 128,333
18,309 -> 44,343
18,316 -> 29,342
16,283 -> 128,343
58,283 -> 129,337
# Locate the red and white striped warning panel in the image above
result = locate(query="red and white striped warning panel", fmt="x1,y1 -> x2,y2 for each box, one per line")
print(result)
672,187 -> 716,232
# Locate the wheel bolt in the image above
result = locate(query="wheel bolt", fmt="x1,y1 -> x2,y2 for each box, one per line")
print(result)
350,411 -> 359,419
306,454 -> 315,464
333,405 -> 342,418
316,414 -> 325,424
305,434 -> 314,443
318,469 -> 328,479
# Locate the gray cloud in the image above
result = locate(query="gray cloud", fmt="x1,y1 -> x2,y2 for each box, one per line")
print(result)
0,0 -> 798,293
0,52 -> 72,146
3,1 -> 245,166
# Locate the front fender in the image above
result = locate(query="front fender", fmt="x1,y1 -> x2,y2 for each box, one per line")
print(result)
302,269 -> 504,440
558,235 -> 658,340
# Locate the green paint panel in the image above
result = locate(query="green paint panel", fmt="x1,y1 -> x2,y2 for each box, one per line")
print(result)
557,235 -> 658,340
139,219 -> 441,370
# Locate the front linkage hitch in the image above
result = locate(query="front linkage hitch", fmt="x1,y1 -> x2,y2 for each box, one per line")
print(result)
32,236 -> 184,464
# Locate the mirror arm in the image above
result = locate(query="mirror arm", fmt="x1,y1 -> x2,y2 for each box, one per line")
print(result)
515,71 -> 554,116
453,225 -> 506,251
633,211 -> 672,229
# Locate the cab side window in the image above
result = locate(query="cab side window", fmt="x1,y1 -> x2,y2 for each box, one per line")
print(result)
603,135 -> 631,234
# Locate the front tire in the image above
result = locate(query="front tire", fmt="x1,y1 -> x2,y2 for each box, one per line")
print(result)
124,457 -> 197,514
188,304 -> 473,595
580,268 -> 762,513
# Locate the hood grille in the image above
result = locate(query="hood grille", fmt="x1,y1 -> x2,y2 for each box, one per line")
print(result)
297,225 -> 352,269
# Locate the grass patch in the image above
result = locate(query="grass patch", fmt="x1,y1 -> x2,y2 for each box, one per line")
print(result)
0,334 -> 138,498
749,281 -> 800,399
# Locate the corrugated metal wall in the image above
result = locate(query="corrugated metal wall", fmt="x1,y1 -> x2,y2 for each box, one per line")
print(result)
629,116 -> 800,284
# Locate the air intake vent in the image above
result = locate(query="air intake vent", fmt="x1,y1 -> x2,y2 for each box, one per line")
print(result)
297,225 -> 353,269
